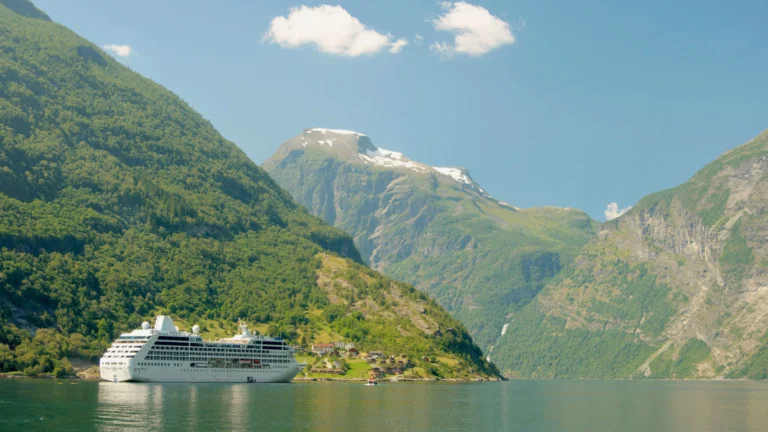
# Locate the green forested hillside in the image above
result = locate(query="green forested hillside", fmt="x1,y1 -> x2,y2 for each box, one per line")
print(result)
263,129 -> 598,363
0,1 -> 495,379
493,129 -> 768,379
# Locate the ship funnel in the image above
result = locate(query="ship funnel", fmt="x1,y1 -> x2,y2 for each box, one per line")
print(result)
154,316 -> 176,332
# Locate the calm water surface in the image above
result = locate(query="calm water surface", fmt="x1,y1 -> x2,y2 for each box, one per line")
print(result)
1,379 -> 767,431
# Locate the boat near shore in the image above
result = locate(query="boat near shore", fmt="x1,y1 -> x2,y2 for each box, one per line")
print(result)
99,316 -> 303,383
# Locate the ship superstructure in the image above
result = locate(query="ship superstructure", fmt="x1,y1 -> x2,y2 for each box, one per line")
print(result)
99,316 -> 303,383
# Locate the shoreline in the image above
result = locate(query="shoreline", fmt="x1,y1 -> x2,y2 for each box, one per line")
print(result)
0,373 -> 498,383
292,377 -> 500,383
2,375 -> 764,384
4,373 -> 760,383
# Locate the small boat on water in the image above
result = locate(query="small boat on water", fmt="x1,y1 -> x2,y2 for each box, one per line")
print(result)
365,378 -> 378,386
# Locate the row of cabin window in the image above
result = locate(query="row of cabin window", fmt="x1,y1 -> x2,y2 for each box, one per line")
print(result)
147,353 -> 288,359
151,346 -> 286,355
154,346 -> 262,352
150,349 -> 288,356
135,362 -> 289,368
144,355 -> 290,362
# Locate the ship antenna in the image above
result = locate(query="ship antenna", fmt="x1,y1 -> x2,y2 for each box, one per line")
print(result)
239,319 -> 248,335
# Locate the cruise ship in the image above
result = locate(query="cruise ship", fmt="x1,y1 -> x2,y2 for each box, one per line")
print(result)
99,316 -> 303,383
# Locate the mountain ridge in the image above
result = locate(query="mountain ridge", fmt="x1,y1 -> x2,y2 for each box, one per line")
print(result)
264,129 -> 599,365
493,128 -> 768,379
264,128 -> 493,199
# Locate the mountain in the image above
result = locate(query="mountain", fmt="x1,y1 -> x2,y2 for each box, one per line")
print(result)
263,129 -> 599,356
493,129 -> 768,379
0,0 -> 496,379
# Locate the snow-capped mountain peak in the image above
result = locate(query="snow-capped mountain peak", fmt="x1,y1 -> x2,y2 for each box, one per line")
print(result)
306,128 -> 366,136
295,128 -> 492,196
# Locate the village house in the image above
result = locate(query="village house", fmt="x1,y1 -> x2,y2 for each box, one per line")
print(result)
368,351 -> 384,359
334,342 -> 356,350
347,348 -> 358,357
311,343 -> 335,356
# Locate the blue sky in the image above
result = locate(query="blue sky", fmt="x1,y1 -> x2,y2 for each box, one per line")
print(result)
35,0 -> 768,220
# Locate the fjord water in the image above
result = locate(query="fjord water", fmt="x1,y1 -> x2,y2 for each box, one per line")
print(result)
2,380 -> 768,431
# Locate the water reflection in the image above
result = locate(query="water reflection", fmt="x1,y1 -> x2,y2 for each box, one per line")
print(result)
11,379 -> 767,432
535,381 -> 768,432
225,385 -> 250,429
291,382 -> 477,431
96,382 -> 301,431
662,382 -> 764,432
96,383 -> 162,431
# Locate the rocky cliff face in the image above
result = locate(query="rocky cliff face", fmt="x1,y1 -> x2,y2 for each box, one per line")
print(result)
264,129 -> 599,360
493,129 -> 768,379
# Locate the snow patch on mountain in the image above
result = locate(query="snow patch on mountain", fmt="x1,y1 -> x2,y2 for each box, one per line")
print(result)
498,201 -> 518,210
359,148 -> 431,173
358,146 -> 493,195
433,167 -> 472,185
307,128 -> 365,136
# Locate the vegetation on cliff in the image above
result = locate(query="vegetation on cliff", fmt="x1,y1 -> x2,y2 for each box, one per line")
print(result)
494,129 -> 768,379
0,1 -> 494,379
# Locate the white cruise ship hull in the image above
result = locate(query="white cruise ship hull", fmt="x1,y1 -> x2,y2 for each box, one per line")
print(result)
99,316 -> 304,384
100,360 -> 302,383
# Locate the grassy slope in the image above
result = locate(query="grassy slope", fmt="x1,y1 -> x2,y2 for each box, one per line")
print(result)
289,254 -> 498,380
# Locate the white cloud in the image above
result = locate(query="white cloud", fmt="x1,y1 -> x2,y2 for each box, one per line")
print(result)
390,38 -> 408,53
102,44 -> 135,57
605,202 -> 631,221
432,2 -> 515,57
264,5 -> 406,57
429,41 -> 454,59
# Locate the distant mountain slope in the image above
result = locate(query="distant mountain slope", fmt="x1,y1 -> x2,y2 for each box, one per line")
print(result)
263,129 -> 599,359
493,129 -> 768,379
0,1 -> 495,379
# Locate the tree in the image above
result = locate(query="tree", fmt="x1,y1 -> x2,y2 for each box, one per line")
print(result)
0,344 -> 14,372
